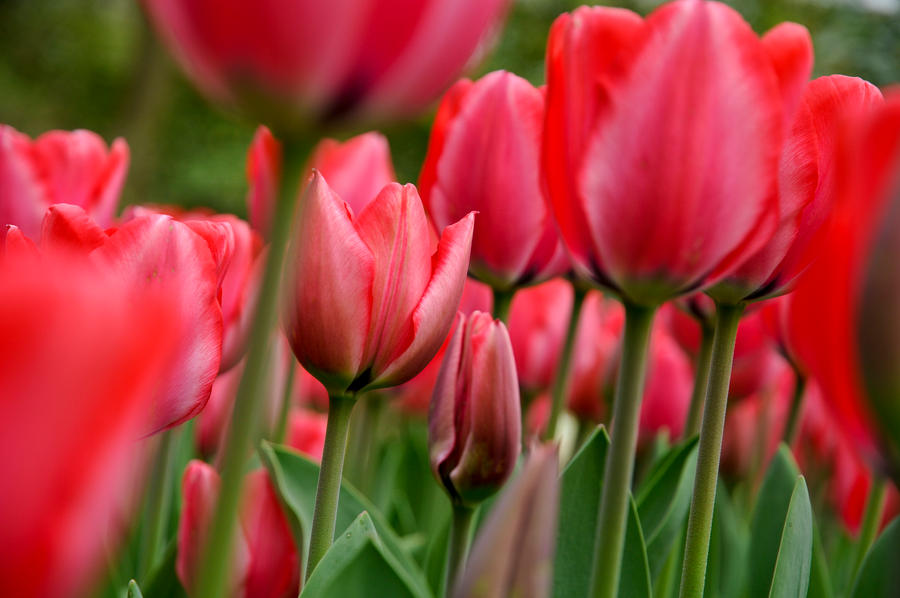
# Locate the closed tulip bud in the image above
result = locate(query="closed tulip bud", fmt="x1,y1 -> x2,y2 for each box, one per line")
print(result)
0,125 -> 128,239
177,461 -> 300,598
283,172 -> 473,395
429,311 -> 521,505
245,126 -> 281,239
421,71 -> 567,289
142,0 -> 510,128
452,444 -> 559,598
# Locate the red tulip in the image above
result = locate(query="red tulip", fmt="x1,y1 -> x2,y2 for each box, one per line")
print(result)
0,253 -> 179,598
0,125 -> 128,239
245,126 -> 282,239
789,91 -> 900,473
429,311 -> 521,505
710,75 -> 882,303
420,71 -> 566,289
283,173 -> 473,395
142,0 -> 510,125
543,1 -> 810,305
309,132 -> 396,216
286,409 -> 329,462
638,326 -> 694,446
177,461 -> 300,598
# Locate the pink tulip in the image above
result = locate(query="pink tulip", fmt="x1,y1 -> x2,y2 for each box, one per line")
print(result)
245,126 -> 281,239
429,311 -> 521,505
638,326 -> 694,446
420,71 -> 566,289
0,253 -> 180,598
544,1 -> 811,305
142,0 -> 510,125
710,75 -> 882,303
309,132 -> 396,215
283,173 -> 473,395
566,293 -> 623,422
0,125 -> 128,239
177,461 -> 300,598
286,409 -> 329,462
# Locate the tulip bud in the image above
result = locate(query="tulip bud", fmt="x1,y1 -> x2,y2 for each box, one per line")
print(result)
429,311 -> 521,506
452,444 -> 559,598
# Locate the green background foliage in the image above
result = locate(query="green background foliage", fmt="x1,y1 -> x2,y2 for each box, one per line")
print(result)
1,0 -> 897,216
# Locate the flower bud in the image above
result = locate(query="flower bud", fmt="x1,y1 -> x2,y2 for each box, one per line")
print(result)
429,311 -> 521,505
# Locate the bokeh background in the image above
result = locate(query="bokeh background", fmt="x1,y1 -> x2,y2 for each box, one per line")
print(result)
1,0 -> 898,216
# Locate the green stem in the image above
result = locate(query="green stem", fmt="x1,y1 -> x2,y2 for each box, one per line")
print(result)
274,359 -> 297,444
782,370 -> 807,445
590,302 -> 657,598
444,504 -> 477,597
851,476 -> 887,578
544,288 -> 587,441
683,324 -> 715,439
138,430 -> 175,580
194,138 -> 309,598
678,302 -> 745,598
306,394 -> 356,580
492,287 -> 515,325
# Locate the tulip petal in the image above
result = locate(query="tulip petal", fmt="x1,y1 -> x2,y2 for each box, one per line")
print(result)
428,314 -> 465,485
761,23 -> 814,129
40,204 -> 109,256
0,125 -> 45,238
245,125 -> 281,238
283,172 -> 374,392
309,132 -> 395,215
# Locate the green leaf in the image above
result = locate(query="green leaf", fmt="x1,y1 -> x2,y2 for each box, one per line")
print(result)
636,437 -> 698,581
259,442 -> 431,597
127,580 -> 143,598
808,523 -> 835,598
301,512 -> 429,598
552,426 -> 652,598
141,539 -> 188,598
849,517 -> 900,598
768,476 -> 813,598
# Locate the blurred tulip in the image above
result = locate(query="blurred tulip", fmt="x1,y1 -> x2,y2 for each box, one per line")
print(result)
710,75 -> 882,303
177,461 -> 299,598
283,173 -> 473,395
309,132 -> 396,215
638,327 -> 694,446
429,311 -> 521,505
0,125 -> 128,239
0,253 -> 179,598
246,126 -> 282,238
543,1 -> 811,305
143,0 -> 510,127
452,444 -> 559,598
286,409 -> 328,462
790,91 -> 900,474
420,70 -> 566,289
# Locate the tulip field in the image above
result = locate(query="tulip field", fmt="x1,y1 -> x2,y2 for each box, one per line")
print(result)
2,1 -> 900,598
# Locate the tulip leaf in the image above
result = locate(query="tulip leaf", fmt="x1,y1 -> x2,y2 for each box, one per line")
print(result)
552,426 -> 652,598
127,580 -> 143,598
809,523 -> 835,598
703,481 -> 748,598
747,445 -> 812,598
636,437 -> 698,581
849,517 -> 900,598
301,511 -> 430,598
260,442 -> 431,597
141,538 -> 188,598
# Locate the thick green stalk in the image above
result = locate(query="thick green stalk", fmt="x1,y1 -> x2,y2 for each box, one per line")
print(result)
851,476 -> 887,578
273,359 -> 297,444
679,302 -> 745,598
444,504 -> 477,597
306,394 -> 356,580
683,323 -> 715,439
782,370 -> 807,445
544,288 -> 587,441
194,139 -> 309,598
138,430 -> 175,580
492,288 -> 515,325
590,303 -> 657,598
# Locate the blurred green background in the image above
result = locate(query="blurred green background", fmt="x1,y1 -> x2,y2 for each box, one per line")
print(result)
1,0 -> 898,217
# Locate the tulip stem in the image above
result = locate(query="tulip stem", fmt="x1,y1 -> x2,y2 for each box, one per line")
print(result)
306,393 -> 356,580
193,137 -> 310,598
782,370 -> 807,445
444,503 -> 477,597
678,301 -> 745,598
138,430 -> 175,581
544,287 -> 587,441
851,476 -> 887,579
590,302 -> 656,598
274,359 -> 297,444
683,323 -> 715,439
492,288 -> 514,325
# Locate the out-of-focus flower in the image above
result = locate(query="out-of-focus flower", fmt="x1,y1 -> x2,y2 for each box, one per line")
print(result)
283,173 -> 473,395
245,126 -> 281,239
543,1 -> 811,305
177,461 -> 299,598
0,125 -> 128,239
429,311 -> 521,506
638,326 -> 694,446
142,0 -> 510,127
566,293 -> 623,423
420,71 -> 566,289
286,409 -> 328,462
0,253 -> 179,598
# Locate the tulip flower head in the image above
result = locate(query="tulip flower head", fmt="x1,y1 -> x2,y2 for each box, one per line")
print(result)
283,172 -> 474,396
429,311 -> 521,506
